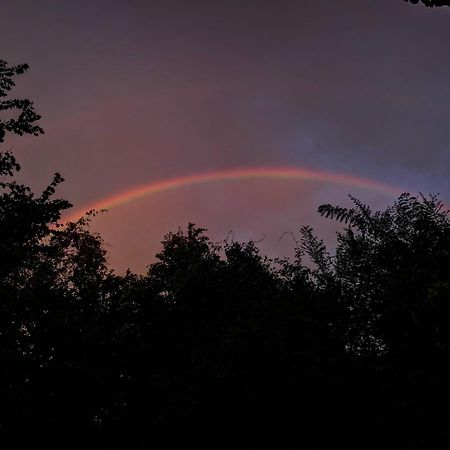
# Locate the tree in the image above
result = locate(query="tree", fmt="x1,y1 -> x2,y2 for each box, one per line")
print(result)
0,59 -> 43,143
404,0 -> 450,6
0,59 -> 111,447
317,193 -> 450,363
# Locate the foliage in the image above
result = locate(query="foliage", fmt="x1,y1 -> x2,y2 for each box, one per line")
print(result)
318,193 -> 450,360
0,59 -> 43,143
404,0 -> 450,6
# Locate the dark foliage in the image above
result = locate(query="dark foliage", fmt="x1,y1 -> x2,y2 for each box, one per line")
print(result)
2,58 -> 450,448
404,0 -> 450,6
0,60 -> 43,143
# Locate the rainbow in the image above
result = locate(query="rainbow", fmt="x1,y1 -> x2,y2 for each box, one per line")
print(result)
62,166 -> 402,223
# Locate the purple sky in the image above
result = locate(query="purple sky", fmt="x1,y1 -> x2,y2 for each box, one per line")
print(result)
2,0 -> 450,272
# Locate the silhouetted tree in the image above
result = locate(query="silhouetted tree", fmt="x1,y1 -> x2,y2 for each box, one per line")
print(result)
311,194 -> 450,448
0,58 -> 110,447
318,193 -> 450,362
0,59 -> 43,143
404,0 -> 450,6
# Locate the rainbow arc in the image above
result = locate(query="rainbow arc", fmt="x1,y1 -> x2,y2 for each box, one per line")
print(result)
63,166 -> 401,223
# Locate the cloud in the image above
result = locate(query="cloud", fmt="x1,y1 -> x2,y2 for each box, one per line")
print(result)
3,0 -> 450,271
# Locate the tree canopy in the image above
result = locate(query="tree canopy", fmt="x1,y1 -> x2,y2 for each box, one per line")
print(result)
0,59 -> 43,143
404,0 -> 450,6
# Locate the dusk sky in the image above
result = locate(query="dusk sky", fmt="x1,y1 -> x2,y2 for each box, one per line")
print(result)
2,0 -> 450,272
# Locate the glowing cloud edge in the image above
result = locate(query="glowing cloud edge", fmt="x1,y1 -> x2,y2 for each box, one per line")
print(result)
62,166 -> 402,223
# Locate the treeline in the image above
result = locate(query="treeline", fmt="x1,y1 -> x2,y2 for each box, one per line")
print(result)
3,59 -> 450,449
2,150 -> 450,449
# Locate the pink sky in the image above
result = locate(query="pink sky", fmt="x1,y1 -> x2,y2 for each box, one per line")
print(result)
2,0 -> 450,272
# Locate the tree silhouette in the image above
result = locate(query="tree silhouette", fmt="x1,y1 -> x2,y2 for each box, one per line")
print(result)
0,58 -> 109,447
0,59 -> 43,143
404,0 -> 450,6
318,193 -> 450,362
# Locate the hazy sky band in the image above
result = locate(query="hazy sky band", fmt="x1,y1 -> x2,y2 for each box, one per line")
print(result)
63,166 -> 402,223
